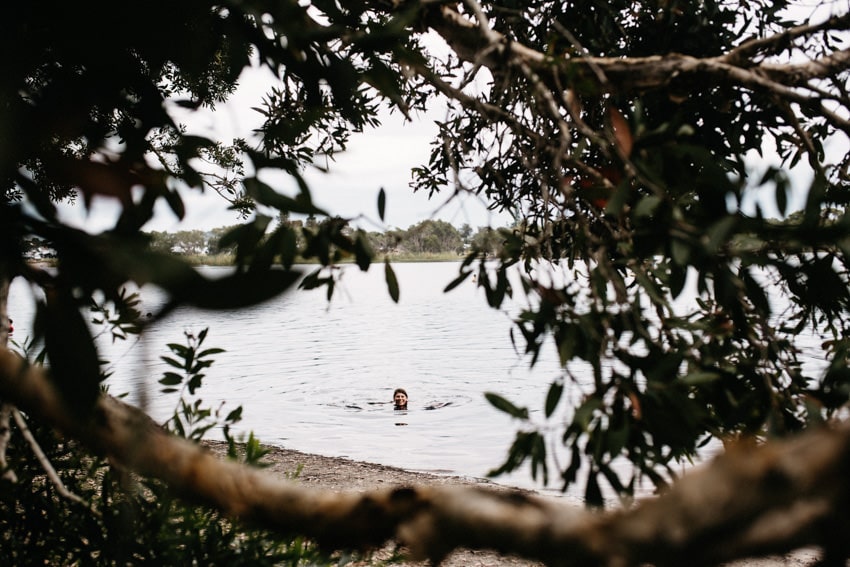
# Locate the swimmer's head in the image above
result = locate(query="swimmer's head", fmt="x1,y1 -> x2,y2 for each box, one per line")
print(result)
393,388 -> 408,410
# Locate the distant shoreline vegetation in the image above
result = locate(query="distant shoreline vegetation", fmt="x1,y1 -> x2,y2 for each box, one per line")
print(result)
25,251 -> 470,271
22,218 -> 509,266
148,218 -> 509,265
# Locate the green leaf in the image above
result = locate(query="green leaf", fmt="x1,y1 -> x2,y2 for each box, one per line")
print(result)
197,348 -> 225,358
444,270 -> 472,293
573,397 -> 602,430
178,269 -> 302,310
354,230 -> 373,271
160,356 -> 184,369
562,444 -> 582,488
670,239 -> 690,266
168,343 -> 189,355
669,262 -> 687,299
42,292 -> 102,415
599,463 -> 626,496
705,216 -> 737,254
680,371 -> 721,385
585,468 -> 604,507
775,180 -> 788,216
487,431 -> 535,478
159,372 -> 183,386
545,381 -> 564,418
93,242 -> 301,311
171,415 -> 185,437
485,392 -> 529,419
742,268 -> 771,317
279,227 -> 298,269
244,177 -> 328,217
377,187 -> 386,221
634,195 -> 662,219
530,433 -> 548,485
556,323 -> 581,366
607,420 -> 629,456
385,261 -> 400,303
604,179 -> 630,215
187,374 -> 203,395
225,407 -> 244,423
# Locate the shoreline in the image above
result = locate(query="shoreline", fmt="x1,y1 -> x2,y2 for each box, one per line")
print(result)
204,440 -> 546,567
204,440 -> 533,495
205,441 -> 820,567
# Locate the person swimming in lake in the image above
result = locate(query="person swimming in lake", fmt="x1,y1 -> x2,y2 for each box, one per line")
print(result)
393,388 -> 408,410
393,387 -> 453,411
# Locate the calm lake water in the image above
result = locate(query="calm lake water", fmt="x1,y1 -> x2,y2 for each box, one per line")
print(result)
9,262 -> 578,496
6,261 -> 828,501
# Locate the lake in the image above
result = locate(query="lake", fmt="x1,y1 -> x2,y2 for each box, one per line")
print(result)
8,262 -> 580,495
6,261 -> 827,501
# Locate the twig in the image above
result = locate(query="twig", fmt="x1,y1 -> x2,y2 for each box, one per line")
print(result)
11,407 -> 99,516
723,12 -> 850,64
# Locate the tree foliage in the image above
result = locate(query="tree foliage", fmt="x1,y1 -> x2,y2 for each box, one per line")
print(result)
2,0 -> 850,564
408,0 -> 850,504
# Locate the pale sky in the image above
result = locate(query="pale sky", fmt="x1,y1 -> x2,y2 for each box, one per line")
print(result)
56,62 -> 513,234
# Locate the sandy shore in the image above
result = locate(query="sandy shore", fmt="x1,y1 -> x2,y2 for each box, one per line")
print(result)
205,441 -> 820,566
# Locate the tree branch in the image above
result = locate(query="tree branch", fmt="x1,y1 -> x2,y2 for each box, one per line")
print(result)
11,407 -> 95,513
415,2 -> 850,105
723,12 -> 850,64
1,346 -> 848,565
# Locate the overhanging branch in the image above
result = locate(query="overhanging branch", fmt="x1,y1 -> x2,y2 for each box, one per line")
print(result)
403,1 -> 850,137
1,346 -> 848,565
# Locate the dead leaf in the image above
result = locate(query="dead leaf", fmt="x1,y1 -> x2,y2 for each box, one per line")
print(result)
607,105 -> 633,158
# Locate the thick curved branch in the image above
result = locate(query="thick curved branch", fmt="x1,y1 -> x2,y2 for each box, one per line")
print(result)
725,12 -> 850,63
1,346 -> 849,565
414,3 -> 850,114
760,48 -> 850,86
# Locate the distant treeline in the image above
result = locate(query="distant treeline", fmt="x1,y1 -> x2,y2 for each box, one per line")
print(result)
145,218 -> 508,258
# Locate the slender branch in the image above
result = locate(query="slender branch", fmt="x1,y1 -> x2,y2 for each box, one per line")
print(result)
417,1 -> 850,101
760,48 -> 850,88
723,12 -> 850,64
11,407 -> 97,514
461,0 -> 500,45
776,97 -> 822,171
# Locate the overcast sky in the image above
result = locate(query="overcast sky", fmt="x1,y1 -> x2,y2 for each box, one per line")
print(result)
56,61 -> 513,234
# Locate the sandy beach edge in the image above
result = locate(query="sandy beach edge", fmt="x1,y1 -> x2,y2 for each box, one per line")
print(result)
203,441 -> 820,567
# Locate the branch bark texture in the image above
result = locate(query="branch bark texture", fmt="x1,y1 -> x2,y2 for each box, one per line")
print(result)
421,4 -> 850,92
